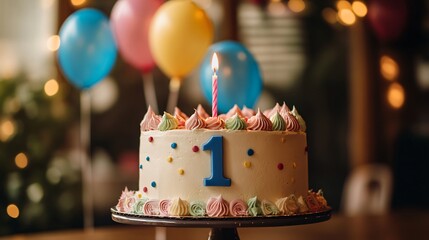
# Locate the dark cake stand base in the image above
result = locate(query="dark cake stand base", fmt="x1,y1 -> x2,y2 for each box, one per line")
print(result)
111,208 -> 331,240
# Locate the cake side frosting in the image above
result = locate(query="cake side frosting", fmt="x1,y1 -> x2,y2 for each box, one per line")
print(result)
139,130 -> 308,201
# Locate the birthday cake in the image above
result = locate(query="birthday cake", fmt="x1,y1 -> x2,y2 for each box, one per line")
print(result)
115,103 -> 328,217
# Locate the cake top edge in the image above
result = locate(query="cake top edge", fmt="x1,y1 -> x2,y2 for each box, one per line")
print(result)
140,103 -> 307,132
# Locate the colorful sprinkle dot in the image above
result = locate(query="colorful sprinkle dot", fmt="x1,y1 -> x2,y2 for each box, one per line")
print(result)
139,164 -> 143,169
192,146 -> 199,152
148,136 -> 154,142
247,149 -> 254,156
243,161 -> 252,168
277,163 -> 284,170
143,187 -> 148,193
146,156 -> 150,161
167,156 -> 173,163
151,181 -> 157,188
171,142 -> 177,149
137,193 -> 142,199
293,162 -> 297,169
178,168 -> 185,175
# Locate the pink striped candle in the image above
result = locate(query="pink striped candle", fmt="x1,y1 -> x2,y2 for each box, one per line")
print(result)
211,53 -> 219,117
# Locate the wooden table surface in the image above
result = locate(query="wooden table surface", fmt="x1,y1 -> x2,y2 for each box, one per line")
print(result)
3,210 -> 429,240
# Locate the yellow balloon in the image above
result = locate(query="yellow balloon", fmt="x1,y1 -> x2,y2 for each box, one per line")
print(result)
149,0 -> 214,79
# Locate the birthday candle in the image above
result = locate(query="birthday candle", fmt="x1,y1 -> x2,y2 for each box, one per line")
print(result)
211,53 -> 219,117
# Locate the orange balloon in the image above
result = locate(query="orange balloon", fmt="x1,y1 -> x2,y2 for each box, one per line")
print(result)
149,0 -> 214,79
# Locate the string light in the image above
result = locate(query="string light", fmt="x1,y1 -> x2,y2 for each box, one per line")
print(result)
288,0 -> 306,13
387,82 -> 405,109
338,8 -> 356,26
322,8 -> 338,24
380,55 -> 399,81
47,35 -> 60,52
70,0 -> 86,7
15,153 -> 28,169
336,0 -> 351,10
44,79 -> 59,97
351,1 -> 368,17
0,119 -> 16,142
7,204 -> 20,219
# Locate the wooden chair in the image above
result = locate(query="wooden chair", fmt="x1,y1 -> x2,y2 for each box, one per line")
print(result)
341,164 -> 393,215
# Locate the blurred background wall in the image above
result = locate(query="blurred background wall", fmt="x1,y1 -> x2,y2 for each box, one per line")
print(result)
1,0 -> 429,236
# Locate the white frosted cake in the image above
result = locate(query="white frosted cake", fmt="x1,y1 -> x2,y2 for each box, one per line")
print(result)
116,103 -> 328,217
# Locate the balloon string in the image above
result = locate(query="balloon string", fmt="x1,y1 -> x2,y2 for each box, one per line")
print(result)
142,72 -> 159,114
80,91 -> 94,231
166,77 -> 181,113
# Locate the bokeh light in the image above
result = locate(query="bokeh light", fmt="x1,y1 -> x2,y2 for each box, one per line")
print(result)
70,0 -> 86,7
44,79 -> 59,97
322,8 -> 338,24
288,0 -> 306,13
336,0 -> 352,10
0,118 -> 16,142
47,35 -> 60,52
15,153 -> 28,169
387,82 -> 405,109
267,1 -> 287,16
338,8 -> 356,26
90,77 -> 119,113
46,167 -> 62,185
380,55 -> 399,81
7,204 -> 20,219
27,183 -> 44,203
352,1 -> 368,17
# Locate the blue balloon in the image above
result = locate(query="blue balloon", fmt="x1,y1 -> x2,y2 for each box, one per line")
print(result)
58,8 -> 117,90
199,41 -> 262,113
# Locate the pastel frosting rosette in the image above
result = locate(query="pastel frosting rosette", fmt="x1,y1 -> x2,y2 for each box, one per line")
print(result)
185,109 -> 207,130
247,109 -> 273,131
133,191 -> 148,214
205,117 -> 225,130
261,200 -> 280,215
140,106 -> 161,131
143,199 -> 160,215
168,198 -> 189,216
159,199 -> 171,216
116,187 -> 135,213
206,195 -> 229,217
247,196 -> 262,216
229,199 -> 248,217
189,201 -> 207,217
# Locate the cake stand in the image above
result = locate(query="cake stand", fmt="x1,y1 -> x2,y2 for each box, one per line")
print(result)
111,208 -> 331,240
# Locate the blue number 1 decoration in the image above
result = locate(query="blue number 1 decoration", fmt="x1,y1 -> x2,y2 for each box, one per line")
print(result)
202,136 -> 231,186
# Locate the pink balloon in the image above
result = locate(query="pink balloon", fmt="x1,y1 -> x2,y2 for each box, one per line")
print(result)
111,0 -> 162,73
